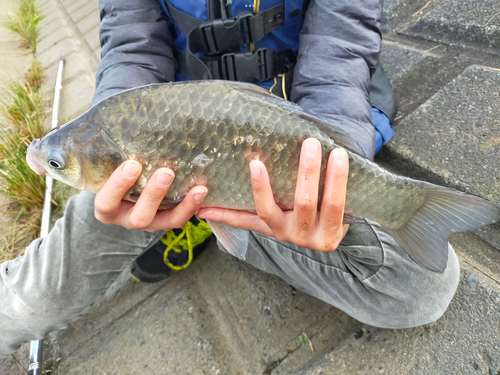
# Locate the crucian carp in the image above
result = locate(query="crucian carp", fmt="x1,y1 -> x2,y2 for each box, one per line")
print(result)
26,80 -> 500,272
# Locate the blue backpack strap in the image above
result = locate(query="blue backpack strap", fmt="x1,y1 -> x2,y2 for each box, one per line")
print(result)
161,0 -> 295,82
162,0 -> 286,53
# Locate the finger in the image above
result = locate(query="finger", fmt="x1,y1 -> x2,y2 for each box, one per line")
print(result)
198,208 -> 274,236
146,185 -> 208,232
249,160 -> 286,233
95,160 -> 141,220
318,147 -> 349,250
292,138 -> 322,234
127,168 -> 174,229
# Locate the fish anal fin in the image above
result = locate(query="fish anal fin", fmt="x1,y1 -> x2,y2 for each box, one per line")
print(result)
343,214 -> 366,224
206,219 -> 249,260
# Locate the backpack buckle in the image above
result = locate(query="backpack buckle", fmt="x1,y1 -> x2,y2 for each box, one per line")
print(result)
220,48 -> 270,82
200,12 -> 253,55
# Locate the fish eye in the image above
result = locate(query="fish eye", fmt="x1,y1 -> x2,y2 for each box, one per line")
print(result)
49,160 -> 62,168
47,150 -> 66,169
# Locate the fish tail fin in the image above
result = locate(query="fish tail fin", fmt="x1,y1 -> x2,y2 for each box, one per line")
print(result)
384,186 -> 500,273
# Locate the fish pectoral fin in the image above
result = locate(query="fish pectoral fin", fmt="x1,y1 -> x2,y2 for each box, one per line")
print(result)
385,186 -> 500,273
205,219 -> 249,260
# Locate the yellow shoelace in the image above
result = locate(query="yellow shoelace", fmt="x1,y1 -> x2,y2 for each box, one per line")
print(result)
161,219 -> 213,271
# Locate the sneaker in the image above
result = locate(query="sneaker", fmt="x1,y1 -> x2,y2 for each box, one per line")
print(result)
130,217 -> 213,283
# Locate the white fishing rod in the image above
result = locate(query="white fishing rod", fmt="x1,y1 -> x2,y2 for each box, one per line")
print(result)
28,56 -> 64,375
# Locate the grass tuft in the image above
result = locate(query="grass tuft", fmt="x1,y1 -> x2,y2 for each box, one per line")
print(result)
25,58 -> 44,90
0,129 -> 45,208
5,0 -> 44,54
0,64 -> 45,261
0,68 -> 45,141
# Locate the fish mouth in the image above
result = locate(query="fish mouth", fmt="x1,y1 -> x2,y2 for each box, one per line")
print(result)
26,139 -> 47,175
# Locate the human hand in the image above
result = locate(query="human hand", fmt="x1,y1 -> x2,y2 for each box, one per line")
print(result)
94,160 -> 208,232
198,139 -> 350,252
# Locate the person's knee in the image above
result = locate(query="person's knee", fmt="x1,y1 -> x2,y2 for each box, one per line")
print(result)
381,247 -> 461,329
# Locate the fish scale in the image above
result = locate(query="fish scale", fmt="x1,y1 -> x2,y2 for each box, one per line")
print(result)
27,80 -> 500,272
97,82 -> 407,216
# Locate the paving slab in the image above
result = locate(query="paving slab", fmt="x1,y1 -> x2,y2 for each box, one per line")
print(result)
37,37 -> 76,69
36,0 -> 99,86
69,1 -> 99,24
271,263 -> 500,375
66,0 -> 92,17
53,243 -> 337,374
383,0 -> 406,16
386,64 -> 500,205
42,51 -> 93,93
0,342 -> 30,375
37,26 -> 70,55
93,48 -> 101,62
380,41 -> 440,85
84,29 -> 100,52
402,0 -> 500,54
39,0 -> 55,16
37,7 -> 58,28
77,10 -> 100,36
384,64 -> 500,254
379,40 -> 447,115
58,74 -> 95,120
48,0 -> 100,72
39,14 -> 67,39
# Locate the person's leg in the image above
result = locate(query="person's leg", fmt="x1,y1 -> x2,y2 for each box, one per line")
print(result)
219,221 -> 460,329
0,191 -> 164,359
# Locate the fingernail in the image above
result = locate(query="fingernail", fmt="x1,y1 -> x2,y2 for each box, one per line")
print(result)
122,161 -> 140,177
250,161 -> 261,179
155,169 -> 174,188
193,191 -> 207,204
332,148 -> 347,162
303,138 -> 320,156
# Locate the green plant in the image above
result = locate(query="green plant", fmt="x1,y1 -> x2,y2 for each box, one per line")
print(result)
1,81 -> 45,141
0,129 -> 45,208
5,0 -> 44,54
0,60 -> 45,261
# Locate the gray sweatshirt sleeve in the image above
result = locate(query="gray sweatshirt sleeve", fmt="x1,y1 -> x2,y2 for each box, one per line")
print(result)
93,0 -> 177,105
291,0 -> 382,160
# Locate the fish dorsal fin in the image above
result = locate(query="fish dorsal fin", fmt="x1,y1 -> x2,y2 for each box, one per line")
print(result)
228,81 -> 366,157
296,113 -> 366,157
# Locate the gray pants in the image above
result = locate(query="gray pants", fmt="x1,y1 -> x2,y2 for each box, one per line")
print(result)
0,191 -> 460,359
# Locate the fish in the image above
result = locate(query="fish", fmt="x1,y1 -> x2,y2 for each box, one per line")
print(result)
26,80 -> 500,272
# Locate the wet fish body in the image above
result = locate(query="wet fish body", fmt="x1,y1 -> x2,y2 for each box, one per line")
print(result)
27,81 -> 500,272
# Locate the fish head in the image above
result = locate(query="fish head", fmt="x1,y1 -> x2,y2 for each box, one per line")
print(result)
27,117 -> 128,192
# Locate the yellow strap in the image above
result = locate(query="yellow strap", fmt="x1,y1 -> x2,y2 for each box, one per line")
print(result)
269,77 -> 278,93
280,73 -> 287,100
